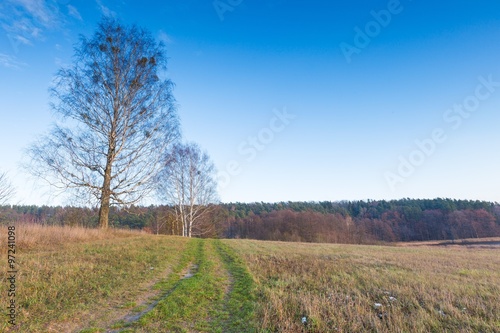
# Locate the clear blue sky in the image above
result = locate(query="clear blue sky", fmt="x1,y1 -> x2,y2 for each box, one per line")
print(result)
1,0 -> 500,205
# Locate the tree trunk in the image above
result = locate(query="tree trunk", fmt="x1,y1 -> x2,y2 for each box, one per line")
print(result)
98,154 -> 113,229
98,194 -> 110,229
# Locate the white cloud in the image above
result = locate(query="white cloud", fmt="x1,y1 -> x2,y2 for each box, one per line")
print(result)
96,0 -> 116,17
13,34 -> 32,46
14,0 -> 58,27
5,33 -> 32,54
0,0 -> 60,50
0,0 -> 85,53
67,4 -> 83,21
0,53 -> 27,69
158,30 -> 173,44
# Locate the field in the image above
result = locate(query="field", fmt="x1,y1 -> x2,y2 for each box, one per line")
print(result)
1,225 -> 499,332
230,240 -> 500,332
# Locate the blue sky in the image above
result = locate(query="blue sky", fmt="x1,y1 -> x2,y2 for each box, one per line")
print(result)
1,0 -> 500,205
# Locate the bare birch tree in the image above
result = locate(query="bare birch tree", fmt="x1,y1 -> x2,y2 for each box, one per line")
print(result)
158,143 -> 219,237
26,18 -> 179,228
0,172 -> 15,205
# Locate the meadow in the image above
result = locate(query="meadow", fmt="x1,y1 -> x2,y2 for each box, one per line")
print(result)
229,240 -> 500,332
1,224 -> 499,332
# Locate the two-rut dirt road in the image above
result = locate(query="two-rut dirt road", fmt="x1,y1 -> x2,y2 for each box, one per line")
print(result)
77,239 -> 257,333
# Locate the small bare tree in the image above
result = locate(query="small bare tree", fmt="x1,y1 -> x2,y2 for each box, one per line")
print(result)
26,18 -> 179,228
0,172 -> 15,205
158,143 -> 219,237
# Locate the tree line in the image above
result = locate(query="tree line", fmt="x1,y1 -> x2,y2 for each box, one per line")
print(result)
220,199 -> 500,243
1,198 -> 499,243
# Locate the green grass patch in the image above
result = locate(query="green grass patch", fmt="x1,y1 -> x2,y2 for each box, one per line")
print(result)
78,328 -> 105,333
135,239 -> 228,332
120,301 -> 137,309
214,240 -> 257,333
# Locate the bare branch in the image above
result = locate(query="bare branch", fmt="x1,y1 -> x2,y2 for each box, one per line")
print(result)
157,142 -> 219,237
25,18 -> 180,228
0,172 -> 15,205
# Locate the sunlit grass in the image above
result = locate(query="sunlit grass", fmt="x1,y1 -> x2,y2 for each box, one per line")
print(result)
2,224 -> 498,332
0,223 -> 143,253
136,239 -> 253,332
0,224 -> 188,332
225,239 -> 500,332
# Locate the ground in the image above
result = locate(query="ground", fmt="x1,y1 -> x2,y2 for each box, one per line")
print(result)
0,225 -> 499,332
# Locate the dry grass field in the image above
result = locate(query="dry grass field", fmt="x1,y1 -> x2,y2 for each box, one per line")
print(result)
0,224 -> 144,253
224,239 -> 500,332
1,224 -> 498,332
0,224 -> 254,333
0,224 -> 189,332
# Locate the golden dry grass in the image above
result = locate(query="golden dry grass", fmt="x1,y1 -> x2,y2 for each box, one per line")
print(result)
0,223 -> 143,253
396,237 -> 500,247
0,223 -> 188,332
225,239 -> 500,333
2,224 -> 499,332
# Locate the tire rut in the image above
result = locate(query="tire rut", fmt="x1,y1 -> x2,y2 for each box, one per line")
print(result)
105,262 -> 199,333
213,240 -> 257,333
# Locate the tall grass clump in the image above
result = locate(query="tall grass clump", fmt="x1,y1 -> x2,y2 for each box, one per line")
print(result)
0,223 -> 143,252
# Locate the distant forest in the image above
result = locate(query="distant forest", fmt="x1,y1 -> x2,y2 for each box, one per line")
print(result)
2,198 -> 500,244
